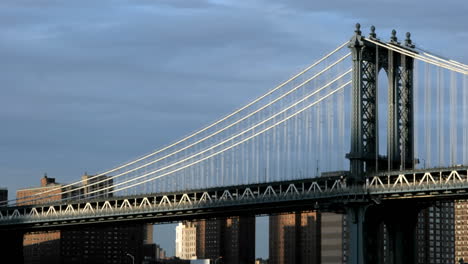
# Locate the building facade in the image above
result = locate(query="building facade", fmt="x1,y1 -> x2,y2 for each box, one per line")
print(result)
175,222 -> 197,260
18,175 -> 63,264
321,213 -> 346,264
0,188 -> 7,205
17,174 -> 150,264
416,201 -> 455,264
195,218 -> 223,260
269,211 -> 321,264
455,200 -> 468,262
223,216 -> 255,264
173,216 -> 256,264
194,216 -> 255,264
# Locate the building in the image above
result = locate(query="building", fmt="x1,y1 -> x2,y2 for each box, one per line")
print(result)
255,258 -> 268,264
321,213 -> 346,264
142,242 -> 167,263
18,175 -> 63,264
17,175 -> 63,205
81,173 -> 113,199
223,216 -> 255,264
195,218 -> 223,259
269,212 -> 321,264
0,188 -> 7,206
175,217 -> 255,263
156,243 -> 167,260
417,201 -> 455,264
455,200 -> 468,262
176,222 -> 197,260
194,216 -> 255,264
18,174 -> 150,264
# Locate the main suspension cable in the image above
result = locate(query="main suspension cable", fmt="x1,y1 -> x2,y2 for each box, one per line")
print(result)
81,81 -> 352,197
365,38 -> 467,75
46,70 -> 352,203
415,46 -> 468,70
12,42 -> 350,205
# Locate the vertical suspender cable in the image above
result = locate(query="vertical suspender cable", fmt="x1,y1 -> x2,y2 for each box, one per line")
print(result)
287,114 -> 291,180
450,71 -> 457,166
425,63 -> 431,168
436,66 -> 441,166
317,102 -> 321,176
339,85 -> 345,170
328,84 -> 333,172
437,68 -> 444,166
375,44 -> 379,172
295,105 -> 300,178
413,60 -> 419,169
465,74 -> 468,164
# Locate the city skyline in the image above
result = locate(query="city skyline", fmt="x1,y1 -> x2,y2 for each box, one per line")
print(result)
1,0 -> 467,259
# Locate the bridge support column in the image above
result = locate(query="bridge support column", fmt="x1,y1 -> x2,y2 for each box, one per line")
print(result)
0,230 -> 23,264
347,206 -> 365,264
384,205 -> 418,264
347,205 -> 384,264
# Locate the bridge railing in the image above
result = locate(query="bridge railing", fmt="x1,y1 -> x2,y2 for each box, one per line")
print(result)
0,177 -> 362,226
366,167 -> 468,196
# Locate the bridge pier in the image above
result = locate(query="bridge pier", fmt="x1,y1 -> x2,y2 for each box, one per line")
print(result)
0,229 -> 23,264
347,205 -> 384,264
347,203 -> 419,264
384,205 -> 418,264
347,206 -> 365,264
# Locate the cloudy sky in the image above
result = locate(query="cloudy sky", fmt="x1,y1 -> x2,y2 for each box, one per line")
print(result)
1,0 -> 467,258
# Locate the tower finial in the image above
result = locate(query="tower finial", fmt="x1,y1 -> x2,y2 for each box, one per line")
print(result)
390,29 -> 398,43
369,25 -> 376,39
405,32 -> 415,48
355,23 -> 361,36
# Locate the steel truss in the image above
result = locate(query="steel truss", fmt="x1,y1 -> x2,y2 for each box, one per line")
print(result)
366,167 -> 468,198
0,177 -> 348,229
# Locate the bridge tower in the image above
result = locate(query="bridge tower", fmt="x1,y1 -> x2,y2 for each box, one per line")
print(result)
347,23 -> 417,264
347,23 -> 414,183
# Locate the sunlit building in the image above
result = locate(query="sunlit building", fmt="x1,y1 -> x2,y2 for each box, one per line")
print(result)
175,222 -> 197,260
269,212 -> 321,264
17,174 -> 149,264
455,200 -> 468,262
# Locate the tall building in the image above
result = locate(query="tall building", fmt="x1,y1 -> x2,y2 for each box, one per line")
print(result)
194,216 -> 255,264
17,174 -> 149,264
417,201 -> 455,264
269,212 -> 321,264
195,218 -> 223,259
224,216 -> 255,264
156,244 -> 167,260
175,222 -> 197,260
18,175 -> 63,264
455,200 -> 468,262
61,224 -> 148,264
174,217 -> 256,263
321,213 -> 346,264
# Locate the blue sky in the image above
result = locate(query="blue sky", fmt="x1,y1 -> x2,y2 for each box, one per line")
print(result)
1,0 -> 467,258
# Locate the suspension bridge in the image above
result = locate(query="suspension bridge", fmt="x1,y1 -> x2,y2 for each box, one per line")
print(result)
1,24 -> 468,264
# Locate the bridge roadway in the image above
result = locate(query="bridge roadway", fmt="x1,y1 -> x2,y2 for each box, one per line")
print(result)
1,166 -> 468,231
